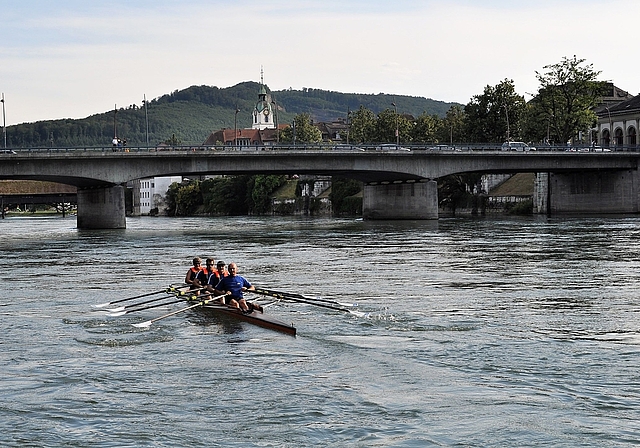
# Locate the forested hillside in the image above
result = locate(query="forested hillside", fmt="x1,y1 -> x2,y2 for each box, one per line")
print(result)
273,88 -> 453,123
5,83 -> 458,147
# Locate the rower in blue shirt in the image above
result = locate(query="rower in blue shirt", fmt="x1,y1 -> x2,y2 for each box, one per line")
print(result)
214,262 -> 260,314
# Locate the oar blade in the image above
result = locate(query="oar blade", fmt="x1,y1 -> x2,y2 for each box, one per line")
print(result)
108,310 -> 129,317
93,302 -> 112,308
132,320 -> 153,328
335,302 -> 358,307
105,306 -> 126,313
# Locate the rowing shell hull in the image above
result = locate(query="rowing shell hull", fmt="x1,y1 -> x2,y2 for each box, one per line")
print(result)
199,303 -> 296,336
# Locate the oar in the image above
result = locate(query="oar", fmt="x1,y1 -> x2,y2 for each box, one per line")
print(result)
93,284 -> 188,308
107,297 -> 195,316
298,296 -> 358,307
253,288 -> 365,316
132,295 -> 220,328
105,287 -> 206,312
109,288 -> 213,316
257,300 -> 279,308
253,287 -> 358,308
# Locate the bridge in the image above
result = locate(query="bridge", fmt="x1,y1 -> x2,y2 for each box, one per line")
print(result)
0,180 -> 77,219
0,144 -> 638,228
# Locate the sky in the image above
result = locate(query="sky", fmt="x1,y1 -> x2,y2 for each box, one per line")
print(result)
1,0 -> 639,125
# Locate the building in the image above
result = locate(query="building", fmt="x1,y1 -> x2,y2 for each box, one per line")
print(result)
203,127 -> 283,147
132,176 -> 182,215
252,81 -> 275,130
595,92 -> 640,148
316,119 -> 349,142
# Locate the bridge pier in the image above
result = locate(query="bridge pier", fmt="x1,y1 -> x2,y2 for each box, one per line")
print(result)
534,170 -> 640,215
363,180 -> 438,219
77,185 -> 126,229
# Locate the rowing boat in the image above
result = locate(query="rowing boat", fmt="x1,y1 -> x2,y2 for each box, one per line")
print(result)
198,302 -> 297,336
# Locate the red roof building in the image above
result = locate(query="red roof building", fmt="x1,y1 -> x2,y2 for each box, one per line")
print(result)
202,126 -> 286,147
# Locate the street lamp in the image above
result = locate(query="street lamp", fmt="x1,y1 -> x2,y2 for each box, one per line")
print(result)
113,104 -> 118,140
143,94 -> 149,148
271,99 -> 279,143
234,105 -> 240,147
1,93 -> 6,149
346,106 -> 350,145
503,103 -> 510,142
605,105 -> 612,147
392,101 -> 399,146
292,118 -> 296,148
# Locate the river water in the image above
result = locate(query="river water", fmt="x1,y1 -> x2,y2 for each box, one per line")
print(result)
1,214 -> 639,447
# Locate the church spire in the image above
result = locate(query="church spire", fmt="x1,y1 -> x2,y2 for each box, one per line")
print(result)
252,66 -> 274,130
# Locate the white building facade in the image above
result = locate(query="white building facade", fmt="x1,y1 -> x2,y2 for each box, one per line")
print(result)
134,176 -> 182,215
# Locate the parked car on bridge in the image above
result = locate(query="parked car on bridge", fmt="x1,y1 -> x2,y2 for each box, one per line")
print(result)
375,144 -> 411,151
331,144 -> 365,151
501,141 -> 536,151
428,145 -> 457,151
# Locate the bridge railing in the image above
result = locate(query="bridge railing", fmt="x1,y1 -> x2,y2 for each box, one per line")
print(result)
1,143 -> 639,154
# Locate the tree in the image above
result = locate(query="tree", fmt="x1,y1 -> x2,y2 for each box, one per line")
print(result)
249,175 -> 287,214
347,106 -> 377,143
438,105 -> 466,144
464,79 -> 526,143
329,177 -> 362,215
412,113 -> 442,144
164,133 -> 181,146
526,56 -> 607,145
375,108 -> 412,143
279,113 -> 322,143
438,173 -> 483,214
165,180 -> 202,216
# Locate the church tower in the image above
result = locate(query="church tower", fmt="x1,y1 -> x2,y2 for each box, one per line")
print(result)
252,67 -> 275,130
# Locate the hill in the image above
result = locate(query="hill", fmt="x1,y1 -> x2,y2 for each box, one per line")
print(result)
5,83 -> 459,147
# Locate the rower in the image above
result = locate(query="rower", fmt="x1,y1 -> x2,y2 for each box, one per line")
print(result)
203,260 -> 228,302
184,257 -> 203,290
195,258 -> 216,291
214,262 -> 261,314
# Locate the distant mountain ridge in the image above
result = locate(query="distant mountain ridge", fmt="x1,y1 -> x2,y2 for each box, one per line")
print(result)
6,83 -> 459,147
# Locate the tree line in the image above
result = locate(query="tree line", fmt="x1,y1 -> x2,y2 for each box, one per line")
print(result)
163,174 -> 363,217
347,56 -> 607,147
